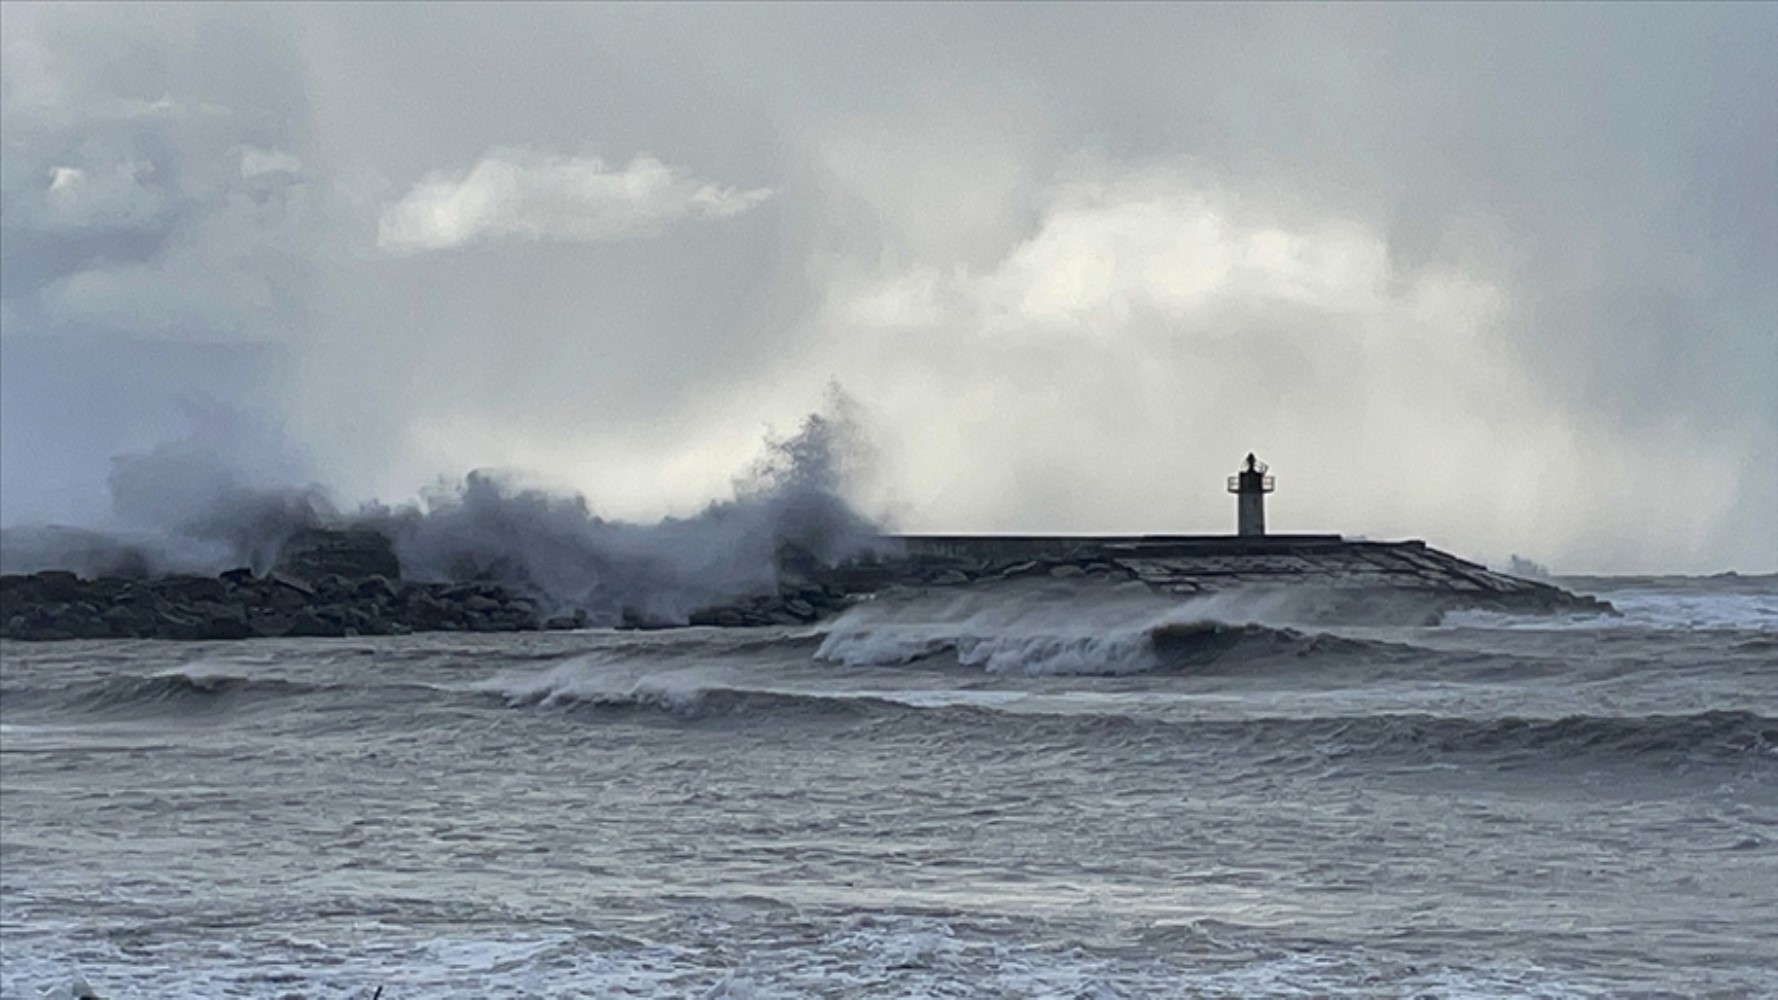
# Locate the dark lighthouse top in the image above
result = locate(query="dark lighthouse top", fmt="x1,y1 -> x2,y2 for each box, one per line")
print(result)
1228,453 -> 1275,536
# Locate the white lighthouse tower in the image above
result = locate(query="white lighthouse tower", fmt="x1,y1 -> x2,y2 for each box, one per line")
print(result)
1227,453 -> 1274,536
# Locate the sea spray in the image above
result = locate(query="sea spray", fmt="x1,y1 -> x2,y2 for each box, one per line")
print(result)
813,580 -> 1365,675
0,391 -> 883,624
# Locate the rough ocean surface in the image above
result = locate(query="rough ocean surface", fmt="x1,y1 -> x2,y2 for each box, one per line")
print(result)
2,575 -> 1773,998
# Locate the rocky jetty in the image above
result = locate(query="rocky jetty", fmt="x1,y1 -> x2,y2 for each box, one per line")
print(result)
0,570 -> 574,641
0,529 -> 1609,642
1,528 -> 563,641
825,535 -> 1614,624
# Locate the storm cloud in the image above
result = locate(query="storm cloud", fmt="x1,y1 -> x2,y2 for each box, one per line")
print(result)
2,3 -> 1772,573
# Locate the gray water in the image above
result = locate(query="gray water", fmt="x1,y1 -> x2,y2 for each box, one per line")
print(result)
3,578 -> 1774,998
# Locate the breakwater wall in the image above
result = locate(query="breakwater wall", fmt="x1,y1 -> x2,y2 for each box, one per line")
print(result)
825,534 -> 1609,620
0,530 -> 1609,641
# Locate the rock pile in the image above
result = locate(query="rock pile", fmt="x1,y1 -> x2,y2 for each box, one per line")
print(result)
0,570 -> 578,641
680,581 -> 855,629
0,525 -> 595,641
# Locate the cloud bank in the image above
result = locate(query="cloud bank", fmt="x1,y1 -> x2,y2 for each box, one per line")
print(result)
376,149 -> 773,254
0,3 -> 1771,574
813,165 -> 1748,569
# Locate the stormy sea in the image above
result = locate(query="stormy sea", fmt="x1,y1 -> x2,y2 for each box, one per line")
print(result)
1,574 -> 1773,998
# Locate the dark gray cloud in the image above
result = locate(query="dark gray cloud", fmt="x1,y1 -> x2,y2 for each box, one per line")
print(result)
1,3 -> 1771,572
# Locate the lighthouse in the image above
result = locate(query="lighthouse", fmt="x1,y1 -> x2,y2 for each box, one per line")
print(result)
1227,453 -> 1274,536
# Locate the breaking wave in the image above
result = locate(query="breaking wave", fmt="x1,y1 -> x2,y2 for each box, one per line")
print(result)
0,668 -> 434,717
465,652 -> 1776,766
488,681 -> 899,721
0,390 -> 881,625
474,664 -> 1775,766
817,616 -> 1391,676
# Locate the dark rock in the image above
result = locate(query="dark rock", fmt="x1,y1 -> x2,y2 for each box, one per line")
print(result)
355,575 -> 400,603
163,575 -> 228,603
192,601 -> 253,640
266,582 -> 311,614
268,573 -> 315,597
249,611 -> 293,638
157,611 -> 207,641
790,584 -> 832,607
285,609 -> 337,638
50,610 -> 102,639
102,604 -> 147,636
35,570 -> 84,602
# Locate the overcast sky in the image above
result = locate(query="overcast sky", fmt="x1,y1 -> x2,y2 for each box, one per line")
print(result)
2,3 -> 1773,573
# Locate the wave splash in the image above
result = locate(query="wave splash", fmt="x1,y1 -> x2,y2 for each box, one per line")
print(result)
0,391 -> 881,626
474,657 -> 889,720
1,670 -> 336,717
814,585 -> 1382,676
1,664 -> 447,718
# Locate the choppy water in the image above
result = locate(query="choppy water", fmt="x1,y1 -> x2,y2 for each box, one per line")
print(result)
2,577 -> 1774,998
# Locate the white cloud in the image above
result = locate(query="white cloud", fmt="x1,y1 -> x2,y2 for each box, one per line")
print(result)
35,159 -> 167,231
376,149 -> 772,254
811,165 -> 1742,570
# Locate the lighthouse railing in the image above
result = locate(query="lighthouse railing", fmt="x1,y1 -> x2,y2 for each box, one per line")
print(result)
1227,475 -> 1277,493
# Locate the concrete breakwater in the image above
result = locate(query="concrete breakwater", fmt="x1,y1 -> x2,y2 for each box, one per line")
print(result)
828,534 -> 1612,622
0,530 -> 1608,642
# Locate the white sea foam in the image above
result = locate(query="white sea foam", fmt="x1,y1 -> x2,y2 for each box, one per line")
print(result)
473,654 -> 714,711
814,584 -> 1246,676
816,622 -> 1167,676
1603,590 -> 1778,631
1444,588 -> 1778,632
